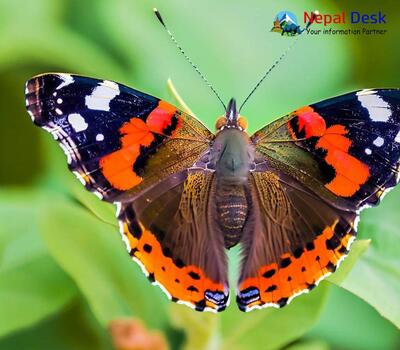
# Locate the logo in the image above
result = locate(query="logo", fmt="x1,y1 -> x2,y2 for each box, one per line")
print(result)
271,11 -> 306,36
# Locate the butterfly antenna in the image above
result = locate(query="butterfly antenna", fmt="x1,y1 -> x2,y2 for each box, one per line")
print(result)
153,8 -> 226,110
239,11 -> 318,113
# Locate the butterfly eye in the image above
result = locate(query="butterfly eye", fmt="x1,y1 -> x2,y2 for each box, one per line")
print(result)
215,116 -> 227,130
238,117 -> 248,130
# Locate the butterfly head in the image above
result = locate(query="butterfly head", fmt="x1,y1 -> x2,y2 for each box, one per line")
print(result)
215,98 -> 248,132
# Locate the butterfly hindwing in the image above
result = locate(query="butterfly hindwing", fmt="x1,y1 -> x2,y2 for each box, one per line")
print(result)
118,170 -> 229,312
237,171 -> 356,311
25,73 -> 212,202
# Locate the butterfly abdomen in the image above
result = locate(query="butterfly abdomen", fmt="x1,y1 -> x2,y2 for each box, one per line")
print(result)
212,129 -> 253,249
216,182 -> 249,249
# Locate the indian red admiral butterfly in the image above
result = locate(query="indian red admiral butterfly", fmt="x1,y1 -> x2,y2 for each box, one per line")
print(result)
25,9 -> 400,312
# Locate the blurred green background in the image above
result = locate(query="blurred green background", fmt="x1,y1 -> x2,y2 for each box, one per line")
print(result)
0,0 -> 399,349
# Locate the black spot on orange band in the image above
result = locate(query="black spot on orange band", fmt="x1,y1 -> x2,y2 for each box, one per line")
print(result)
162,246 -> 172,258
175,258 -> 185,268
280,257 -> 292,268
188,271 -> 201,280
143,243 -> 152,253
263,269 -> 276,278
129,248 -> 138,256
326,235 -> 341,250
306,242 -> 315,251
293,247 -> 304,259
148,273 -> 155,283
306,283 -> 316,291
277,297 -> 288,308
265,285 -> 277,292
187,285 -> 199,292
326,261 -> 336,272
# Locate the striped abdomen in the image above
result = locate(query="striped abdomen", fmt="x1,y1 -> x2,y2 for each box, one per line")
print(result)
216,182 -> 249,249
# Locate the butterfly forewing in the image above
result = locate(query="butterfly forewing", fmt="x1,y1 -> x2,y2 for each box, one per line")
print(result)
25,73 -> 212,202
252,89 -> 400,209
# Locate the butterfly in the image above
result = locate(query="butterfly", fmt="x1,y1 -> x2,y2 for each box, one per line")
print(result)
25,73 -> 400,312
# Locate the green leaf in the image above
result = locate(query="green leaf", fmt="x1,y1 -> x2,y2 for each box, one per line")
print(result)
39,197 -> 168,328
170,304 -> 220,350
219,284 -> 330,350
326,239 -> 371,285
0,190 -> 77,338
69,183 -> 117,227
308,286 -> 400,350
331,190 -> 400,328
285,339 -> 330,350
0,14 -> 125,79
0,298 -> 112,350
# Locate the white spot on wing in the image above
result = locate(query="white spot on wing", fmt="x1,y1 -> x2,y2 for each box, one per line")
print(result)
96,133 -> 104,141
68,113 -> 88,132
365,148 -> 372,155
395,130 -> 400,143
356,89 -> 377,96
56,74 -> 74,90
85,80 -> 120,111
27,109 -> 35,121
58,141 -> 73,164
57,98 -> 63,104
373,136 -> 384,147
102,80 -> 119,89
115,202 -> 122,217
73,170 -> 87,186
55,108 -> 63,115
397,164 -> 400,184
357,92 -> 391,122
93,190 -> 103,200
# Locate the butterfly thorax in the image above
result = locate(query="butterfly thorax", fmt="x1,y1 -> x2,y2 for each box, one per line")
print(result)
212,128 -> 253,248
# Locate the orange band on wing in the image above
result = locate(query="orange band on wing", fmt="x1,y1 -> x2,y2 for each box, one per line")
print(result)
295,106 -> 327,138
238,221 -> 354,309
100,118 -> 154,190
146,101 -> 178,134
288,109 -> 371,198
288,106 -> 327,140
316,125 -> 370,197
122,222 -> 227,311
100,101 -> 180,191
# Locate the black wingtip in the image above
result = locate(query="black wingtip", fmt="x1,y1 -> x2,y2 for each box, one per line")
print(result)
153,8 -> 166,27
